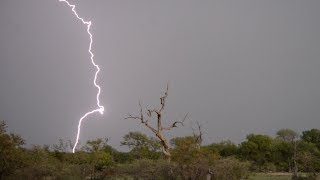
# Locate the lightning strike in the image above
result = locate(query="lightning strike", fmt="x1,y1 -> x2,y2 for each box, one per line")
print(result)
59,0 -> 104,153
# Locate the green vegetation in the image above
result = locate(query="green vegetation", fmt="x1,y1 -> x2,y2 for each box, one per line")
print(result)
1,119 -> 320,179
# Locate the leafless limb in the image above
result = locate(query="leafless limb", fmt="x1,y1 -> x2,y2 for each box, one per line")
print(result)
162,113 -> 188,131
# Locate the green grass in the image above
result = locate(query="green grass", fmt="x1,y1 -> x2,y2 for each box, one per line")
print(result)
249,173 -> 292,180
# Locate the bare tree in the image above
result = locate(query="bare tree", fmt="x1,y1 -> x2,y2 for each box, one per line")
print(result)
126,84 -> 187,161
192,121 -> 204,147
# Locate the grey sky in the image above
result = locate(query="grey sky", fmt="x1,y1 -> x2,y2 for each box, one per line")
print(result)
0,0 -> 319,149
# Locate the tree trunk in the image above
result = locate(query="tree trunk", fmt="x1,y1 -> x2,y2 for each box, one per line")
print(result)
158,133 -> 171,161
292,141 -> 298,179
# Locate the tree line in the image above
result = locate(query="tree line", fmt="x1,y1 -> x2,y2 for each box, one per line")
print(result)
1,119 -> 320,179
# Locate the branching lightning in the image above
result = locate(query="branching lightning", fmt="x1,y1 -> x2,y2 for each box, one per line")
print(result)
59,0 -> 104,153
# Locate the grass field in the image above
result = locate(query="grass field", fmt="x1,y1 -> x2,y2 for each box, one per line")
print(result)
249,173 -> 292,180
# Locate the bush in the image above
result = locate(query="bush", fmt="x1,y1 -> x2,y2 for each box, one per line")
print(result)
211,157 -> 250,180
114,159 -> 175,179
260,162 -> 277,172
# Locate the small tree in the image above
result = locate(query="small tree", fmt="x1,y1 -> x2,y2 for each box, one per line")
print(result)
0,120 -> 25,178
121,131 -> 161,160
301,129 -> 320,150
239,134 -> 273,169
82,138 -> 113,179
276,129 -> 299,179
296,141 -> 320,178
126,84 -> 187,161
171,136 -> 213,180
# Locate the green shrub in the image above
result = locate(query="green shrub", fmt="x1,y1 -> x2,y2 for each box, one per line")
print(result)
212,157 -> 250,180
115,159 -> 175,180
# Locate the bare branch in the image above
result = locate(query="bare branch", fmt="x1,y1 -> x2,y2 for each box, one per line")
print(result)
192,121 -> 203,145
124,114 -> 139,120
162,113 -> 188,131
125,102 -> 158,134
147,109 -> 159,116
159,83 -> 169,113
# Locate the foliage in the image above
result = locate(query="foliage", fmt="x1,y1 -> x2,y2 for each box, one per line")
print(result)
239,134 -> 273,169
121,131 -> 161,160
82,138 -> 109,153
203,140 -> 238,157
276,129 -> 300,178
277,129 -> 299,142
211,157 -> 251,180
296,141 -> 320,173
112,151 -> 135,163
1,120 -> 320,179
301,129 -> 320,150
249,173 -> 292,180
115,159 -> 175,180
270,138 -> 293,171
0,120 -> 26,177
171,136 -> 218,180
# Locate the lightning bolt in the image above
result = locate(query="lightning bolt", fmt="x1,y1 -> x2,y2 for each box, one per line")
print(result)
59,0 -> 104,153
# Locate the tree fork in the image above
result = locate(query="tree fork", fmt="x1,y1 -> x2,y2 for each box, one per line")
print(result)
125,84 -> 187,161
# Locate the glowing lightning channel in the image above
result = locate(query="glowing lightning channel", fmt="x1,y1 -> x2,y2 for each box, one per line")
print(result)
59,0 -> 105,153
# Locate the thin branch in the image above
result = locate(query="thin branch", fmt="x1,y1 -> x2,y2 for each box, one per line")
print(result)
159,83 -> 169,113
162,113 -> 188,131
191,121 -> 203,145
125,102 -> 158,134
147,109 -> 159,116
196,121 -> 203,145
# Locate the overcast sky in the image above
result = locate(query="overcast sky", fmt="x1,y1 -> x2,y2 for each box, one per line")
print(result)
0,0 -> 319,150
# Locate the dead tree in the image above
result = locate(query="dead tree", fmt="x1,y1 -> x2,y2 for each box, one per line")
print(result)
192,121 -> 204,147
125,84 -> 187,161
192,121 -> 214,180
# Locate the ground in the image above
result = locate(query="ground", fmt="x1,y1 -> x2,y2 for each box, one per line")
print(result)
249,173 -> 292,180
